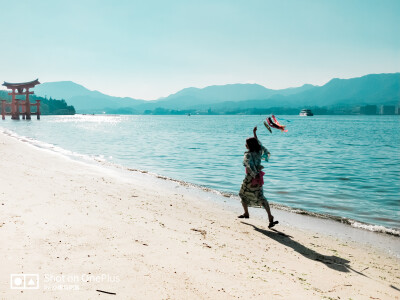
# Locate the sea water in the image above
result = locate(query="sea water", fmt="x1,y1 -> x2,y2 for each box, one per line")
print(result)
1,115 -> 399,233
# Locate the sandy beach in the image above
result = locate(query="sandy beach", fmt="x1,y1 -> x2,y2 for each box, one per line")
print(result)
0,131 -> 399,300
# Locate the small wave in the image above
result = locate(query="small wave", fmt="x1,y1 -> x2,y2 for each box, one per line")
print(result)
270,203 -> 400,237
349,221 -> 400,236
0,127 -> 108,165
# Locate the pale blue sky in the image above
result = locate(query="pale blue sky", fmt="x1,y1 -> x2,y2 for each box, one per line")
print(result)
0,0 -> 399,99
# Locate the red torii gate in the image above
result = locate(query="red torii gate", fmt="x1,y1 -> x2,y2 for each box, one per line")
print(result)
1,79 -> 41,120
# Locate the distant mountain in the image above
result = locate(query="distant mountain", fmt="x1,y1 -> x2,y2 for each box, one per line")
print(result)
204,73 -> 400,112
153,83 -> 315,108
275,73 -> 400,107
35,81 -> 96,99
154,74 -> 399,110
33,73 -> 399,114
34,81 -> 146,113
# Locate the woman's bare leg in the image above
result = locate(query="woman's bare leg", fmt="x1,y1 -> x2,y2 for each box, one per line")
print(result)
241,202 -> 249,217
262,201 -> 274,223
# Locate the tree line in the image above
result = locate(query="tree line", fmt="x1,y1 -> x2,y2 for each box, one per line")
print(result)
0,91 -> 75,115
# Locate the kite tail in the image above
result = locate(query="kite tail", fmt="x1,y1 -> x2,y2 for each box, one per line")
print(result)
263,121 -> 272,133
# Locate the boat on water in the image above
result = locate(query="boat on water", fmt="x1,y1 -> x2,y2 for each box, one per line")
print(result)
299,109 -> 314,116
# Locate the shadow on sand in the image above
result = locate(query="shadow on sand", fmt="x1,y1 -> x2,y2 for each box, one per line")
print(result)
241,222 -> 367,276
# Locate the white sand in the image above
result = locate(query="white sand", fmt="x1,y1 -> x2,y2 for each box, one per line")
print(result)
0,131 -> 399,299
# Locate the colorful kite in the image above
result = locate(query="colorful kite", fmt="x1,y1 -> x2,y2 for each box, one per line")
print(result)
267,114 -> 288,132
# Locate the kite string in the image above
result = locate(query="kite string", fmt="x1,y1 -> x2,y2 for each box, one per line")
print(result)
276,116 -> 292,123
255,119 -> 264,127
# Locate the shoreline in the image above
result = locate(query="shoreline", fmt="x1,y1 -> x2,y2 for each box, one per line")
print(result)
1,130 -> 400,299
2,125 -> 399,238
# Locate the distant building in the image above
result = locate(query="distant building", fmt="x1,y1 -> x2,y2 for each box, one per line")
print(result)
352,106 -> 361,114
379,105 -> 396,115
360,105 -> 377,115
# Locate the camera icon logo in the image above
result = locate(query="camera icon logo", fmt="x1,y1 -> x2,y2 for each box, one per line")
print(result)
10,274 -> 39,289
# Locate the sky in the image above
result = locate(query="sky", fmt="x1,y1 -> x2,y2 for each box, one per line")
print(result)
0,0 -> 399,100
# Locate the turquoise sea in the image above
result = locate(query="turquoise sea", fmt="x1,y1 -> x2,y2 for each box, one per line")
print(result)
1,115 -> 399,233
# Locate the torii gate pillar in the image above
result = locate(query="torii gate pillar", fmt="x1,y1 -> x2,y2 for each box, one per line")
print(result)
1,79 -> 41,120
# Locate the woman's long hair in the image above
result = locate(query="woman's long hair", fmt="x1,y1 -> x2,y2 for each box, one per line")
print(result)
246,137 -> 261,152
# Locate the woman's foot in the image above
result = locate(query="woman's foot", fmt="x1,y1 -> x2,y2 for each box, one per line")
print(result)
268,216 -> 279,228
268,221 -> 279,228
238,214 -> 249,219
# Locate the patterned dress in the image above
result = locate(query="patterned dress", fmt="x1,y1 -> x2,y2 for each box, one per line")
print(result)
239,142 -> 270,207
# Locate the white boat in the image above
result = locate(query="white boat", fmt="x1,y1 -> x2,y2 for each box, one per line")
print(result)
299,109 -> 313,116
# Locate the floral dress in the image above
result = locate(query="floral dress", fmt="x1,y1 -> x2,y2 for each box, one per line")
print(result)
239,142 -> 270,207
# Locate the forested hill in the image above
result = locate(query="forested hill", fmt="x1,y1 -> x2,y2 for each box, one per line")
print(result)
0,90 -> 75,115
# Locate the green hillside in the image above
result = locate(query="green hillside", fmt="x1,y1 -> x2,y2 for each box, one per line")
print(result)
0,90 -> 75,115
